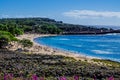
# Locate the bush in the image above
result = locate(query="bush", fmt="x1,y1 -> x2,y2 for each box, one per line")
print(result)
0,35 -> 11,48
0,31 -> 18,41
20,39 -> 33,48
0,31 -> 18,48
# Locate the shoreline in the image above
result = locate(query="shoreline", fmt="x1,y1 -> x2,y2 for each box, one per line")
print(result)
16,33 -> 120,63
16,33 -> 94,61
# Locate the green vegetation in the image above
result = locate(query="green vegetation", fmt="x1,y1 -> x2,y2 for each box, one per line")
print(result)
19,39 -> 33,48
0,31 -> 18,48
0,35 -> 10,48
92,59 -> 120,68
0,17 -> 113,35
0,31 -> 33,49
0,18 -> 63,34
40,24 -> 62,34
0,23 -> 23,36
0,31 -> 18,41
0,49 -> 120,79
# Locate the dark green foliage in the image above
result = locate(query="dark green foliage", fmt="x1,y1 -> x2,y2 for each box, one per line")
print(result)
0,24 -> 8,31
8,26 -> 23,36
0,17 -> 112,35
0,23 -> 23,36
19,39 -> 33,48
0,18 -> 63,34
22,25 -> 33,32
40,24 -> 62,34
25,20 -> 35,26
15,28 -> 23,36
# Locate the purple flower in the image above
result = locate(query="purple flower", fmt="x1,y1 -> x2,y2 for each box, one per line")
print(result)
4,74 -> 7,80
32,74 -> 38,80
9,73 -> 13,79
74,75 -> 79,80
93,74 -> 97,80
108,76 -> 114,80
4,73 -> 13,80
59,76 -> 67,80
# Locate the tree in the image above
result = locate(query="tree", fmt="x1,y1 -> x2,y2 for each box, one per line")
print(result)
14,28 -> 23,36
0,24 -> 8,31
8,25 -> 23,36
40,24 -> 62,34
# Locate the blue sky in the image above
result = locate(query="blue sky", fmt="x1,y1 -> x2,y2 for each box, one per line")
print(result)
1,0 -> 120,26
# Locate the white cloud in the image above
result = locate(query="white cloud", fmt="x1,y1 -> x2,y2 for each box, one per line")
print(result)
63,10 -> 120,19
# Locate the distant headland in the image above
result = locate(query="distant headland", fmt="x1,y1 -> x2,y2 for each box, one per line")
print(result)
0,17 -> 120,35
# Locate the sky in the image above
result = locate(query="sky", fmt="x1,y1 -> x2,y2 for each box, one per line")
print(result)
1,0 -> 120,27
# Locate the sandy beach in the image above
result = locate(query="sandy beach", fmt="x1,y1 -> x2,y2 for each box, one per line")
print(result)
15,34 -> 93,61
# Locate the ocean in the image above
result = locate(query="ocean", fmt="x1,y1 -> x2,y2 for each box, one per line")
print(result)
34,34 -> 120,62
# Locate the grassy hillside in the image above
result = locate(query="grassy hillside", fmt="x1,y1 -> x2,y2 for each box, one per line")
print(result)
0,49 -> 120,79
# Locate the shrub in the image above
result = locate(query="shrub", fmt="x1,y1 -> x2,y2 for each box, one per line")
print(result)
20,39 -> 33,48
0,35 -> 10,48
0,31 -> 18,48
0,31 -> 18,41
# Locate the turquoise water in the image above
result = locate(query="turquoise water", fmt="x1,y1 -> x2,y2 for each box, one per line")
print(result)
34,34 -> 120,62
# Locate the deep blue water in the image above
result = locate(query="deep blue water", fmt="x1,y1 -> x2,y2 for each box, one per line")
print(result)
34,34 -> 120,62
